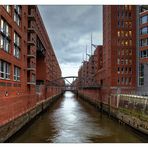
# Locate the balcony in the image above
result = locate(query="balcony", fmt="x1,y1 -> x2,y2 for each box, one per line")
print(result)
27,51 -> 36,59
27,65 -> 36,71
27,38 -> 36,46
28,26 -> 36,33
28,13 -> 35,21
27,81 -> 36,85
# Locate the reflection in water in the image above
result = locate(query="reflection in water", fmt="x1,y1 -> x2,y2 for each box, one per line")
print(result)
10,91 -> 148,143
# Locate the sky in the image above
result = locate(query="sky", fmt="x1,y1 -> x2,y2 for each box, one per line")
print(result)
38,6 -> 103,77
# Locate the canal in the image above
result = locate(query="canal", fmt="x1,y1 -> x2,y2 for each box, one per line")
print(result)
9,91 -> 148,143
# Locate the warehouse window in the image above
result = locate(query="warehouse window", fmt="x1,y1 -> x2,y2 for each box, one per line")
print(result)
117,31 -> 120,37
140,27 -> 148,35
139,64 -> 144,86
125,59 -> 128,64
32,74 -> 36,83
128,12 -> 131,18
0,60 -> 10,80
125,31 -> 128,37
125,67 -> 128,73
0,35 -> 10,52
125,5 -> 128,10
3,5 -> 11,14
129,59 -> 132,64
128,22 -> 132,28
121,77 -> 124,84
140,38 -> 148,46
14,66 -> 20,81
121,67 -> 124,73
140,49 -> 148,58
129,67 -> 132,74
125,40 -> 128,46
117,78 -> 120,84
0,18 -> 10,52
129,40 -> 132,46
13,32 -> 20,59
117,58 -> 120,64
141,15 -> 148,24
14,5 -> 21,26
117,67 -> 120,74
129,49 -> 132,55
129,31 -> 132,37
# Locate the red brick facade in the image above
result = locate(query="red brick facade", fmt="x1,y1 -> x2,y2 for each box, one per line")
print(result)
138,6 -> 148,92
103,5 -> 136,94
0,5 -> 63,125
77,5 -> 137,105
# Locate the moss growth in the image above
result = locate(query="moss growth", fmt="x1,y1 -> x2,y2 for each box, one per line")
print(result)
119,107 -> 148,122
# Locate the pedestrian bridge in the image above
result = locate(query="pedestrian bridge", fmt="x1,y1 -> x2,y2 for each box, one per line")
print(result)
46,76 -> 101,91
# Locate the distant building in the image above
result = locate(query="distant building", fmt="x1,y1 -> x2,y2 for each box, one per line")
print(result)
94,45 -> 103,86
77,5 -> 137,102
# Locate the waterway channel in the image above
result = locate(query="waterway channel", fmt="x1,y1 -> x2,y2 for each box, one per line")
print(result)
9,91 -> 148,143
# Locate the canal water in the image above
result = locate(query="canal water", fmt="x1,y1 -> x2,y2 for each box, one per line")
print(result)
9,91 -> 148,143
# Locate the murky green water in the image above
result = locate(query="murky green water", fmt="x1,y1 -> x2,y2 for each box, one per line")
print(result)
9,91 -> 148,143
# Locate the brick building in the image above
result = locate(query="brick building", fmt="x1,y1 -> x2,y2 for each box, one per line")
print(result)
0,5 -> 63,124
94,45 -> 103,85
77,5 -> 137,104
87,55 -> 96,86
102,5 -> 137,102
78,61 -> 89,87
0,5 -> 28,97
138,5 -> 148,93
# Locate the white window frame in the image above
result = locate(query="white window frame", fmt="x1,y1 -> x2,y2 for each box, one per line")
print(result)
14,66 -> 20,81
0,18 -> 10,52
13,45 -> 20,59
14,5 -> 21,26
3,5 -> 11,13
0,35 -> 10,52
13,32 -> 20,58
0,60 -> 10,80
14,32 -> 20,47
0,18 -> 10,37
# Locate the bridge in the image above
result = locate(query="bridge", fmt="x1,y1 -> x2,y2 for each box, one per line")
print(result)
46,76 -> 102,91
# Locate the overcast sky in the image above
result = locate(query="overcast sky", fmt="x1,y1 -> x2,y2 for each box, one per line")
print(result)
38,6 -> 103,77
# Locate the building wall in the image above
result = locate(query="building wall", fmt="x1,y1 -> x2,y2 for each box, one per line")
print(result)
0,5 -> 28,98
103,5 -> 137,94
138,6 -> 148,93
94,45 -> 103,85
77,5 -> 137,106
0,5 -> 63,125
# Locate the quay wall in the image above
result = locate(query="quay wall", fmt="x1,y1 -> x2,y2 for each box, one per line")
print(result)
77,90 -> 148,135
0,92 -> 63,143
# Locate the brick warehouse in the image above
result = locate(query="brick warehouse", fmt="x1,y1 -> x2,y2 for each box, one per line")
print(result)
101,5 -> 137,102
138,6 -> 148,93
0,5 -> 64,125
77,5 -> 137,105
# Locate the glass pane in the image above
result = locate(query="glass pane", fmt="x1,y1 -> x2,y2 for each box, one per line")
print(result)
0,36 -> 4,48
141,15 -> 148,24
0,19 -> 4,31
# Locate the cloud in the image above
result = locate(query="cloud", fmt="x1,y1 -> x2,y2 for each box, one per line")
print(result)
38,5 -> 103,76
